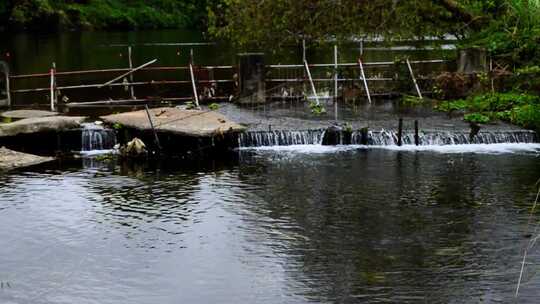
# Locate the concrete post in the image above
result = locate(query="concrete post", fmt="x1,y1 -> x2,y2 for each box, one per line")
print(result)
0,61 -> 10,108
237,53 -> 265,104
458,48 -> 488,74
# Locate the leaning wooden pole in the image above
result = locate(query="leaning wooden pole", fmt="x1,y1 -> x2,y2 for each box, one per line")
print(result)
145,104 -> 162,152
189,63 -> 200,109
406,59 -> 423,99
99,59 -> 157,88
304,60 -> 320,106
358,59 -> 372,104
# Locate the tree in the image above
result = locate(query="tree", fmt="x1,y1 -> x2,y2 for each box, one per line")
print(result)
207,0 -> 527,48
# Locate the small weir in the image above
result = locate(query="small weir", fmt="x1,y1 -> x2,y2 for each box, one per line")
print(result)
239,130 -> 325,147
81,123 -> 117,152
239,129 -> 537,147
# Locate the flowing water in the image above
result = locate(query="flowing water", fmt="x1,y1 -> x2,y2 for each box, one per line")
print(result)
239,129 -> 537,147
81,123 -> 117,153
2,29 -> 540,304
1,146 -> 540,303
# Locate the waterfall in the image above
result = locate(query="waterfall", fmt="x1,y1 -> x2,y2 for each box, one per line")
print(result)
81,123 -> 117,152
352,129 -> 537,146
239,129 -> 325,147
239,129 -> 537,147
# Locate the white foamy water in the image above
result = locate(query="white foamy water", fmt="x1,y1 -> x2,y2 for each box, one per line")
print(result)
241,143 -> 540,155
79,149 -> 117,156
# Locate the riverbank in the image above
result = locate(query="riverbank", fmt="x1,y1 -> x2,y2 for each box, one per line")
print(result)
1,0 -> 208,31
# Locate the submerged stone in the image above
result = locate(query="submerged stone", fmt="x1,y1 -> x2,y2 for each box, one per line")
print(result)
0,116 -> 86,137
0,147 -> 53,171
120,138 -> 147,157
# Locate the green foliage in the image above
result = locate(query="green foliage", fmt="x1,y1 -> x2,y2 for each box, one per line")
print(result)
208,0 -> 462,48
465,0 -> 540,67
512,103 -> 540,131
185,100 -> 196,110
4,0 -> 216,30
402,95 -> 425,107
513,65 -> 540,92
112,122 -> 123,130
308,101 -> 326,115
208,103 -> 219,110
437,92 -> 540,131
435,99 -> 468,112
464,113 -> 490,124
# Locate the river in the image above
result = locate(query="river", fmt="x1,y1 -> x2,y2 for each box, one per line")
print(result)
1,146 -> 539,303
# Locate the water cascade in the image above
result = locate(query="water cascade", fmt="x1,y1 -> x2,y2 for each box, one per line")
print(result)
81,123 -> 117,152
238,129 -> 537,147
239,130 -> 325,147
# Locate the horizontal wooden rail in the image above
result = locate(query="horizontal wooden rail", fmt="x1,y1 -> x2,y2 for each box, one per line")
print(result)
8,60 -> 447,80
64,96 -> 229,107
267,59 -> 448,69
9,65 -> 235,79
10,79 -> 234,94
267,77 -> 394,82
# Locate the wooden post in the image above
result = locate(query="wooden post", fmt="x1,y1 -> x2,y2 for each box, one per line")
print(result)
334,44 -> 338,120
360,127 -> 369,145
358,59 -> 372,104
50,62 -> 56,111
0,61 -> 10,107
189,63 -> 200,109
406,59 -> 423,99
489,57 -> 495,93
127,46 -> 136,99
414,120 -> 419,146
145,104 -> 162,151
304,60 -> 320,106
302,39 -> 306,63
397,118 -> 403,146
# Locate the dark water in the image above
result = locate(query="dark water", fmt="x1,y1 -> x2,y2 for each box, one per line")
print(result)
0,30 -> 453,107
1,147 -> 539,303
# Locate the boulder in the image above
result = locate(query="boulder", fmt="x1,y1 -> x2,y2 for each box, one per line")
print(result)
0,147 -> 54,171
322,125 -> 352,145
0,116 -> 86,138
120,138 -> 147,157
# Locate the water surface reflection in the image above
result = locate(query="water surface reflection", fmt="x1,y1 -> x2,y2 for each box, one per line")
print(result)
0,149 -> 539,303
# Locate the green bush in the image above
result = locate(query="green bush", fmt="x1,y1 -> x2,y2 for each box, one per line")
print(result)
436,92 -> 540,131
464,113 -> 491,124
512,104 -> 540,131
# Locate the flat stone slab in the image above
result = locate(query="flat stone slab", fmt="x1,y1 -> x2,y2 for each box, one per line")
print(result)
0,147 -> 54,171
1,110 -> 58,120
101,107 -> 246,137
0,116 -> 86,137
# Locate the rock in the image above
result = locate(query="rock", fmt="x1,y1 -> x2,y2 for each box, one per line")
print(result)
1,110 -> 58,120
322,125 -> 352,145
120,138 -> 147,157
0,116 -> 86,138
0,147 -> 54,171
101,107 -> 246,138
